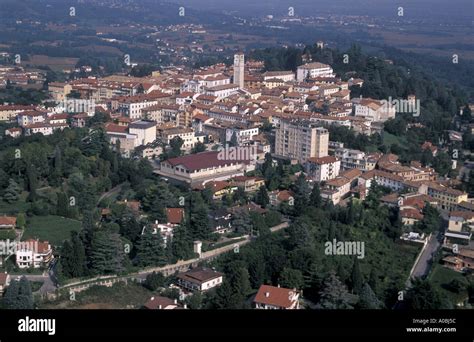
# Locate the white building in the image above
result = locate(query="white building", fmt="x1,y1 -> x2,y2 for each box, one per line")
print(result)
306,156 -> 341,182
128,121 -> 157,146
353,98 -> 396,122
176,267 -> 224,292
205,84 -> 240,100
297,62 -> 334,82
262,71 -> 295,82
15,239 -> 54,269
225,126 -> 259,145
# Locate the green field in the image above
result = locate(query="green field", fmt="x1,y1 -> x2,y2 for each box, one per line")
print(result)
429,264 -> 472,306
22,215 -> 82,247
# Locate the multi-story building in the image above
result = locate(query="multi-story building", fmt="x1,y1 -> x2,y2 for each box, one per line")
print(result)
225,126 -> 259,145
335,148 -> 381,171
262,71 -> 295,82
353,98 -> 396,122
275,119 -> 329,163
297,62 -> 334,82
205,84 -> 240,99
15,239 -> 54,269
306,156 -> 341,182
158,127 -> 205,151
128,121 -> 157,146
0,105 -> 36,122
424,182 -> 468,211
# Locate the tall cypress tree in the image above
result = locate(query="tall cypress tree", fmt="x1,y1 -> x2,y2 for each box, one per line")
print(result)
309,183 -> 322,208
350,258 -> 364,295
71,231 -> 86,277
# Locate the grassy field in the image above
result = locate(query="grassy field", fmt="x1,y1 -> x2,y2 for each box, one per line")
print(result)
22,215 -> 81,247
40,282 -> 154,309
429,264 -> 472,306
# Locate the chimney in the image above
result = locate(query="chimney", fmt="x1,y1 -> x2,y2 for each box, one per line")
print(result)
265,292 -> 270,298
184,304 -> 187,309
159,305 -> 162,309
174,299 -> 177,304
277,284 -> 280,288
155,220 -> 158,225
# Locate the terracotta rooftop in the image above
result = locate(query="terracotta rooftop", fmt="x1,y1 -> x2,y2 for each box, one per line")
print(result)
254,285 -> 298,309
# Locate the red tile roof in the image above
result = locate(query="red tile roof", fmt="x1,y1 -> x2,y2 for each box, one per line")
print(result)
164,151 -> 251,172
0,216 -> 16,227
166,208 -> 184,224
254,285 -> 298,309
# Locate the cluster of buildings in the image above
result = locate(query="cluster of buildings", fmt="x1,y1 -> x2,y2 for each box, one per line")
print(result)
143,266 -> 300,310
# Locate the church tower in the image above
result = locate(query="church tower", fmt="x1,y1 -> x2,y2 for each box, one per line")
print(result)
233,52 -> 245,89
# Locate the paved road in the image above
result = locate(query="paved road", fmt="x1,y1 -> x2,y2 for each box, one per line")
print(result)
97,183 -> 124,205
409,234 -> 440,281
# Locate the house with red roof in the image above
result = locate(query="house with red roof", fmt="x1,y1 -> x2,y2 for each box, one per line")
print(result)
254,284 -> 300,309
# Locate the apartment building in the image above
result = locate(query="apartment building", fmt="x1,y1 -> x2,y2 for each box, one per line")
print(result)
128,121 -> 157,146
322,169 -> 362,204
0,105 -> 36,122
275,119 -> 329,163
158,127 -> 204,150
306,156 -> 341,182
17,111 -> 46,127
225,126 -> 259,145
424,182 -> 468,211
335,148 -> 381,171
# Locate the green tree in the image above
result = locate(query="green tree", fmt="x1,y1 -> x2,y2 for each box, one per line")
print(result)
3,277 -> 33,309
135,228 -> 167,267
171,224 -> 193,261
309,183 -> 322,208
316,272 -> 358,309
278,267 -> 304,289
56,192 -> 69,217
350,258 -> 364,294
358,283 -> 384,309
16,212 -> 26,229
90,231 -> 126,274
3,178 -> 21,203
255,185 -> 269,207
406,278 -> 444,309
143,272 -> 166,291
191,142 -> 206,154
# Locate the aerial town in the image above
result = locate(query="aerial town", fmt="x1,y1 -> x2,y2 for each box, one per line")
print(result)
0,2 -> 473,330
